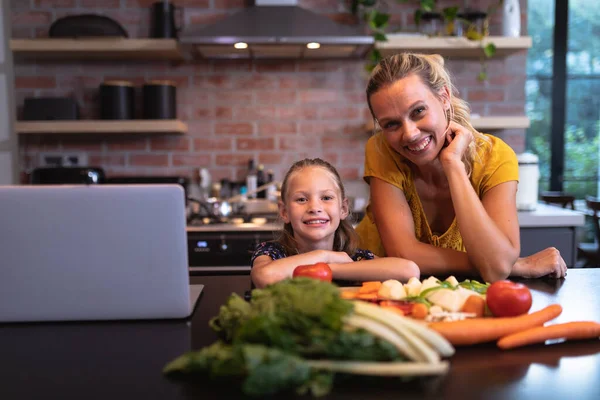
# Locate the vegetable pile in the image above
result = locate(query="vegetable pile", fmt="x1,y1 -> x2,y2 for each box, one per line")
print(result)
163,278 -> 454,397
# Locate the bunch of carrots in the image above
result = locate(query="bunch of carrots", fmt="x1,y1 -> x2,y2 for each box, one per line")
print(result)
429,304 -> 600,350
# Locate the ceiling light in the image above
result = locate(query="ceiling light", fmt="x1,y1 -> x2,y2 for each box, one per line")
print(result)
234,42 -> 248,49
306,42 -> 321,50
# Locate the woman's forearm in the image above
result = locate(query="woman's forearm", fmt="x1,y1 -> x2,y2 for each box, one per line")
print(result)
443,160 -> 519,281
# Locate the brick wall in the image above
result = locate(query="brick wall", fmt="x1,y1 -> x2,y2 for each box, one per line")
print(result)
11,0 -> 528,184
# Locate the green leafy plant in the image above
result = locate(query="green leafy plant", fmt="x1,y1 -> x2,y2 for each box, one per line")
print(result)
352,0 -> 506,79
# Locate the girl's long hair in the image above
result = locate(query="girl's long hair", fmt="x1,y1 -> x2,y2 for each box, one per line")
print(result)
277,158 -> 359,256
366,53 -> 491,176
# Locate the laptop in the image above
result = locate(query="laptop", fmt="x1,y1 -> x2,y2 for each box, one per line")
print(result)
0,184 -> 203,323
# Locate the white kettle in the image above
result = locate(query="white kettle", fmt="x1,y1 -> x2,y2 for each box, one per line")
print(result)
516,152 -> 540,211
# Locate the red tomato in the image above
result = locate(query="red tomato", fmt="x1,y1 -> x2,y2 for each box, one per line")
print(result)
293,262 -> 333,282
486,280 -> 532,317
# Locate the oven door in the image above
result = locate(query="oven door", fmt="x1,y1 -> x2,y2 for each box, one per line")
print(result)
187,231 -> 276,274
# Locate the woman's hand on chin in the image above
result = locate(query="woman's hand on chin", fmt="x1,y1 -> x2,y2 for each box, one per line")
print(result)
512,247 -> 567,279
439,121 -> 473,168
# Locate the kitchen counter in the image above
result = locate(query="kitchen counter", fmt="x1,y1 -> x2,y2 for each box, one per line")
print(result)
186,222 -> 281,233
1,270 -> 599,399
517,203 -> 585,227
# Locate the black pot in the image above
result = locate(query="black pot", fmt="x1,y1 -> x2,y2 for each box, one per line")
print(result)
99,80 -> 135,120
143,80 -> 177,120
31,167 -> 106,184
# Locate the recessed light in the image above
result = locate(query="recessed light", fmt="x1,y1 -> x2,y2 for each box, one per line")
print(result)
234,42 -> 248,49
306,42 -> 321,49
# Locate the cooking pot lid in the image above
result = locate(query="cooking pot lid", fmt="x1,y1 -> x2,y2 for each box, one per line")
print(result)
517,152 -> 539,164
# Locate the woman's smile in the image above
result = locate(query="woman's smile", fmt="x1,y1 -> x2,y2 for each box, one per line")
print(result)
406,135 -> 432,153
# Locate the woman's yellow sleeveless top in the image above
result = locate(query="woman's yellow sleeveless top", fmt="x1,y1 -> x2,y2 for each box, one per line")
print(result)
355,133 -> 519,257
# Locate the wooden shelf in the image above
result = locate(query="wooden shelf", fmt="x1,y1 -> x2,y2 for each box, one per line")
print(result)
365,116 -> 530,132
15,120 -> 188,135
376,35 -> 532,58
10,38 -> 184,61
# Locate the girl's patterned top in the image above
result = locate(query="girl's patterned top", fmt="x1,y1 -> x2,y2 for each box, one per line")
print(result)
250,241 -> 375,266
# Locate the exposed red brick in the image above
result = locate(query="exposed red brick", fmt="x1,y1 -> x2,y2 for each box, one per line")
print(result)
78,0 -> 118,7
340,152 -> 365,165
186,121 -> 213,136
215,106 -> 234,119
145,76 -> 190,88
278,106 -> 319,120
256,91 -> 296,105
215,123 -> 254,135
320,106 -> 362,119
214,90 -> 253,104
106,138 -> 148,151
216,153 -> 253,167
299,0 -> 340,9
300,89 -> 338,104
258,122 -> 297,136
193,75 -> 234,89
213,60 -> 253,73
337,167 -> 360,180
193,137 -> 232,151
12,11 -> 51,25
327,13 -> 359,25
214,0 -> 246,8
258,153 -> 284,165
11,27 -> 33,38
60,138 -> 103,152
280,136 -> 323,151
298,61 -> 341,73
237,138 -> 275,151
488,104 -> 526,115
322,137 -> 364,150
149,136 -> 191,151
89,154 -> 126,166
15,76 -> 56,89
235,75 -> 279,90
235,106 -> 276,120
466,89 -> 505,102
279,77 -> 298,89
172,154 -> 212,166
256,61 -> 297,73
129,154 -> 169,167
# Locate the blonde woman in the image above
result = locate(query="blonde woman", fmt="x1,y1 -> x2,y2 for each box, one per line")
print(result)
355,53 -> 566,282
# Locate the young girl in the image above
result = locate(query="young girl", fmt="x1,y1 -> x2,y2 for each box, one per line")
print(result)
251,158 -> 420,288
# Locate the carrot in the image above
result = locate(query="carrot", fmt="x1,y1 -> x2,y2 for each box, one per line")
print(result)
340,290 -> 358,299
461,295 -> 486,318
497,321 -> 600,350
428,304 -> 563,346
411,303 -> 429,320
355,293 -> 379,300
358,281 -> 382,294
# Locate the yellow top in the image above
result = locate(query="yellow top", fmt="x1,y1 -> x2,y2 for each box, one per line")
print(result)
355,133 -> 519,256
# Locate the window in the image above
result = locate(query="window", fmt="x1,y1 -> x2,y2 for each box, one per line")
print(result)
526,0 -> 600,198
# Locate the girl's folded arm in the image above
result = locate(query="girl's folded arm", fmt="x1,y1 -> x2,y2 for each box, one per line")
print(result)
329,257 -> 420,283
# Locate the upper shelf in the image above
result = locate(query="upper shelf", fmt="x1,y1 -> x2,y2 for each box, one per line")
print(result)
376,35 -> 532,58
15,120 -> 188,135
10,38 -> 184,61
365,116 -> 530,132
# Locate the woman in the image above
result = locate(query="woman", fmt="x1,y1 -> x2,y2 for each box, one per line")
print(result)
355,53 -> 566,282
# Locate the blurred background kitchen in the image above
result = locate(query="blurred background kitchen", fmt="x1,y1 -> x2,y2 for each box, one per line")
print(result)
0,0 -> 598,269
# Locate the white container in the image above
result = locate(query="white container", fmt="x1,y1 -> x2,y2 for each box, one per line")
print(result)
516,152 -> 539,211
502,0 -> 521,37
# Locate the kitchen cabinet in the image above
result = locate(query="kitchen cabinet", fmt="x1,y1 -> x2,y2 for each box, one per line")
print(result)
517,203 -> 585,267
15,120 -> 187,135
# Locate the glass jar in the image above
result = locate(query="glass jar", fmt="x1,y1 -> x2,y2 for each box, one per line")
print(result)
462,10 -> 489,39
419,12 -> 443,36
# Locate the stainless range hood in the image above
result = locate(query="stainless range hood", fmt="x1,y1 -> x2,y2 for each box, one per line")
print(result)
179,0 -> 374,59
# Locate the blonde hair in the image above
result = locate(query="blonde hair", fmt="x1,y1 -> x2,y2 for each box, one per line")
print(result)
277,158 -> 359,256
366,53 -> 491,176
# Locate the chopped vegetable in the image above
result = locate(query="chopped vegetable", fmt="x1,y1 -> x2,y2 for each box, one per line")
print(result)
428,304 -> 563,346
377,279 -> 406,300
497,321 -> 600,350
411,303 -> 429,320
460,295 -> 486,318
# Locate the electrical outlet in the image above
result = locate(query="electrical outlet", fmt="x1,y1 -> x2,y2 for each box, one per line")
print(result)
39,152 -> 88,167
